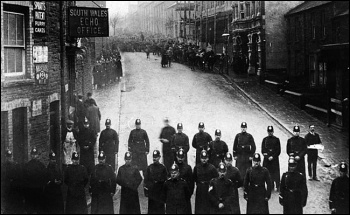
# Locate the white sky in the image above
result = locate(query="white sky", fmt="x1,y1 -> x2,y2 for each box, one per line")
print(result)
106,1 -> 138,16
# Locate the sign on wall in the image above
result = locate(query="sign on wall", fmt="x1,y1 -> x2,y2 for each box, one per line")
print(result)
32,99 -> 42,117
35,64 -> 48,85
33,1 -> 46,34
68,6 -> 109,37
33,46 -> 48,63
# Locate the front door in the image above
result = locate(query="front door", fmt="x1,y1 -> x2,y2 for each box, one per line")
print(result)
12,107 -> 27,164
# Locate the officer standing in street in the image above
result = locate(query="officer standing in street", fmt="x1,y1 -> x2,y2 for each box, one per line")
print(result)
159,117 -> 176,173
262,125 -> 281,191
116,152 -> 143,214
64,152 -> 89,214
171,123 -> 190,164
193,150 -> 219,214
1,149 -> 25,214
224,152 -> 242,214
144,150 -> 168,214
163,164 -> 191,214
244,153 -> 272,214
44,151 -> 64,214
23,147 -> 47,214
304,124 -> 322,181
287,125 -> 307,176
192,122 -> 212,166
175,149 -> 194,214
90,151 -> 117,214
329,162 -> 349,214
99,118 -> 119,172
78,118 -> 96,176
208,162 -> 235,214
128,119 -> 150,174
233,122 -> 256,179
279,157 -> 308,214
209,129 -> 228,168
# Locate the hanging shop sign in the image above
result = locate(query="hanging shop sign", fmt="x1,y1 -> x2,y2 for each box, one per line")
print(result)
33,1 -> 46,34
68,6 -> 109,37
35,64 -> 48,85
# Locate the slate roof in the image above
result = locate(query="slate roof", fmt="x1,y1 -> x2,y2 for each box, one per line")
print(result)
286,1 -> 332,16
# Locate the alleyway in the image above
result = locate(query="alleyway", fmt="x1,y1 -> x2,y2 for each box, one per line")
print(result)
93,52 -> 332,214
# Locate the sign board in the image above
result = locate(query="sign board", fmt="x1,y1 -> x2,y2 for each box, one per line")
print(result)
68,6 -> 109,37
35,64 -> 48,84
33,46 -> 48,63
33,1 -> 46,34
32,99 -> 42,117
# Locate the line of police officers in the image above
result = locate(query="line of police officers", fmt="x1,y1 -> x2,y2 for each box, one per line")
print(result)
1,118 -> 349,214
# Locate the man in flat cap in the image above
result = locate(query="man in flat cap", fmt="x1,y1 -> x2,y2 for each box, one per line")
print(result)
99,118 -> 119,171
262,125 -> 281,191
78,117 -> 96,176
329,162 -> 349,214
159,117 -> 176,172
224,152 -> 242,214
244,153 -> 272,214
279,157 -> 308,214
64,152 -> 89,214
209,129 -> 228,168
305,124 -> 322,181
128,118 -> 150,174
116,152 -> 143,214
287,125 -> 307,176
144,150 -> 168,214
90,151 -> 117,214
171,123 -> 190,164
192,122 -> 213,165
193,150 -> 218,214
233,122 -> 256,179
62,119 -> 78,167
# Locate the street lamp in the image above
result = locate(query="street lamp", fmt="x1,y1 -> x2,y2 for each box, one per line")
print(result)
222,28 -> 230,75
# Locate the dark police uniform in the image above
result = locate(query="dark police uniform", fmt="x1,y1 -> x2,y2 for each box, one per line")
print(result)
225,153 -> 243,214
287,126 -> 307,176
78,119 -> 96,176
128,120 -> 150,173
209,130 -> 228,168
329,162 -> 349,214
262,126 -> 281,190
244,153 -> 272,214
99,119 -> 119,171
90,152 -> 117,214
233,123 -> 256,179
144,150 -> 168,214
192,123 -> 212,165
64,152 -> 89,214
171,123 -> 190,164
193,150 -> 219,214
159,123 -> 176,172
116,152 -> 143,214
163,164 -> 191,214
279,159 -> 308,214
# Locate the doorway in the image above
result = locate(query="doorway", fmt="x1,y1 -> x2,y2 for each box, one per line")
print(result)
12,107 -> 27,164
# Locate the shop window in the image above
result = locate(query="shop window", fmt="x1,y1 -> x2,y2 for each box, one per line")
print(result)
3,11 -> 25,76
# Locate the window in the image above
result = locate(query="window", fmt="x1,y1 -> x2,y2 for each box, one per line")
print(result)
311,13 -> 316,39
246,3 -> 250,18
321,11 -> 326,37
309,55 -> 317,87
256,1 -> 260,16
287,18 -> 290,42
295,16 -> 301,42
3,11 -> 25,76
252,1 -> 255,17
318,62 -> 327,86
240,2 -> 245,19
232,6 -> 236,21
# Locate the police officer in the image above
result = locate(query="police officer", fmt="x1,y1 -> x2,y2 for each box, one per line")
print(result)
78,117 -> 96,176
192,122 -> 212,165
99,118 -> 119,172
176,149 -> 194,214
287,125 -> 307,176
163,164 -> 191,214
171,123 -> 190,164
208,162 -> 235,214
116,152 -> 143,214
329,162 -> 349,214
279,157 -> 308,214
128,119 -> 150,174
304,124 -> 322,181
23,147 -> 47,214
64,152 -> 89,214
233,122 -> 256,179
262,125 -> 281,191
193,150 -> 219,214
90,151 -> 117,214
144,150 -> 168,214
224,152 -> 242,214
244,153 -> 272,214
44,151 -> 64,214
209,129 -> 228,168
159,117 -> 176,172
1,149 -> 25,214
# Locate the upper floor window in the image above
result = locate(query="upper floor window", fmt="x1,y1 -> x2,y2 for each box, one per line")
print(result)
3,11 -> 25,76
311,13 -> 316,39
321,11 -> 326,37
252,1 -> 255,17
246,2 -> 250,18
240,2 -> 245,19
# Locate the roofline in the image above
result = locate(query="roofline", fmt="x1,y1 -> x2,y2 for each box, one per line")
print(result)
285,1 -> 333,17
